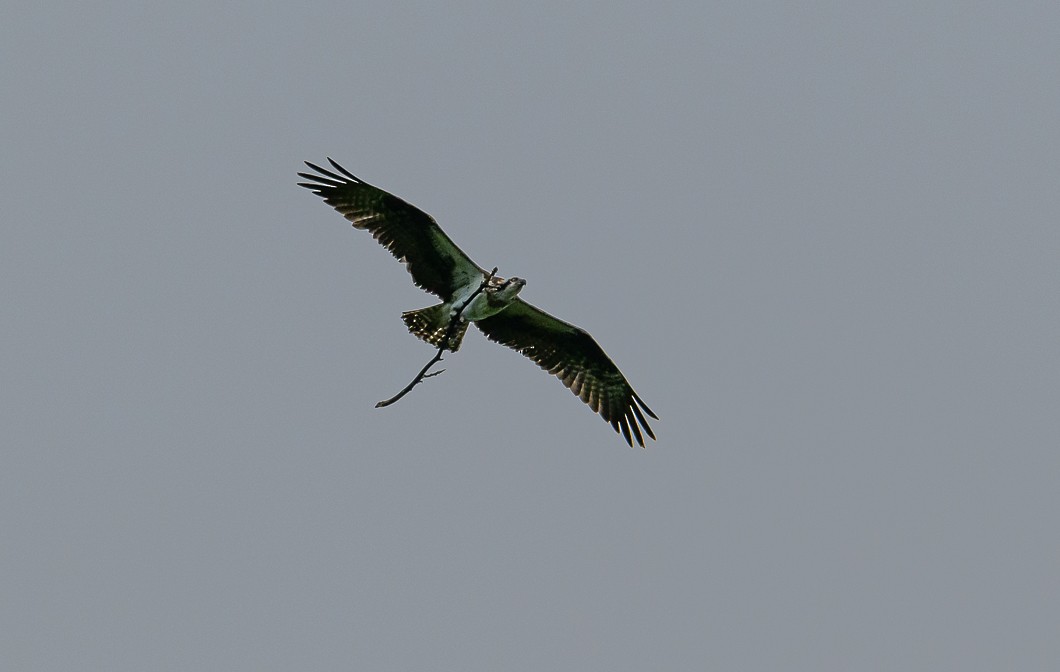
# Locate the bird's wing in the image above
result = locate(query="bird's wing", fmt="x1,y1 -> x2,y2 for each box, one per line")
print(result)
475,299 -> 657,447
299,159 -> 484,301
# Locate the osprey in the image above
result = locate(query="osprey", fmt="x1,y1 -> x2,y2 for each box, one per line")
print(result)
298,159 -> 657,447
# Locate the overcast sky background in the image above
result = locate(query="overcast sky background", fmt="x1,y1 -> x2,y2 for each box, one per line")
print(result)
3,2 -> 1058,670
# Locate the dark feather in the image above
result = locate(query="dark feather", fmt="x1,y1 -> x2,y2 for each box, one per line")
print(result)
299,158 -> 483,300
475,299 -> 657,447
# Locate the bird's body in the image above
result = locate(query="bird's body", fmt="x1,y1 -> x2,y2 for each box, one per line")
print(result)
298,159 -> 657,446
402,274 -> 526,351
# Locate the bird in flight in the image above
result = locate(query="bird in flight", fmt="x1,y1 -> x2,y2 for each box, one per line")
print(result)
298,159 -> 657,447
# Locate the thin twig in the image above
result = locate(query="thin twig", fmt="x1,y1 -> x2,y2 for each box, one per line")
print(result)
375,267 -> 498,408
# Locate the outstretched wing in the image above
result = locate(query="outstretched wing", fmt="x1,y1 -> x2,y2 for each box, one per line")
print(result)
475,299 -> 657,447
298,158 -> 484,301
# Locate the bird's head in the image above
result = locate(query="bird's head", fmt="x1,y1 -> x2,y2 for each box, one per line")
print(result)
489,276 -> 526,303
485,275 -> 525,305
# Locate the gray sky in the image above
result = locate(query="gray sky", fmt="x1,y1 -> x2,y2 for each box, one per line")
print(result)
3,2 -> 1058,670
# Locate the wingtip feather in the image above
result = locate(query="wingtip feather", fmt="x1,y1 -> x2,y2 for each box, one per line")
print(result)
327,157 -> 361,182
301,160 -> 352,185
630,403 -> 656,442
633,392 -> 658,420
628,411 -> 645,447
618,416 -> 633,447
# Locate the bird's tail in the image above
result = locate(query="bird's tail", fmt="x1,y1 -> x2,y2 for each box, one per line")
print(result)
401,303 -> 470,352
